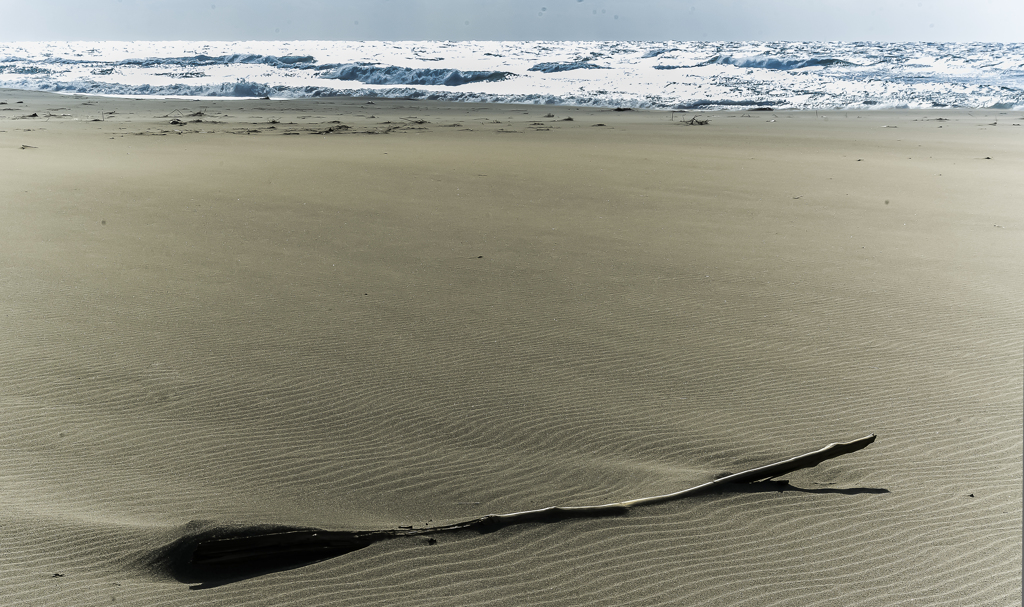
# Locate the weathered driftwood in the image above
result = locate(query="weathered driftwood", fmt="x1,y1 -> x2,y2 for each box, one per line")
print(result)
414,433 -> 877,527
155,434 -> 876,586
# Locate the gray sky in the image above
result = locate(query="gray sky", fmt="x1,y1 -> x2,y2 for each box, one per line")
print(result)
1,0 -> 1020,42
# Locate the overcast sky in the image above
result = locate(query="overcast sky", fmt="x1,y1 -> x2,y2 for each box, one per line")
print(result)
1,0 -> 1020,42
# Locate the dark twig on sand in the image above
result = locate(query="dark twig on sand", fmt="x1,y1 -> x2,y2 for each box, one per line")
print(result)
151,434 -> 877,588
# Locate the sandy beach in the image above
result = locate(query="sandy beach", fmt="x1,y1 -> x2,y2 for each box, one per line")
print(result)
1,89 -> 1021,605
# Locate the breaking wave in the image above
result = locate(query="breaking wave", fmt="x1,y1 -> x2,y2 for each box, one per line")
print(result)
706,55 -> 853,70
2,40 -> 1022,110
318,64 -> 513,86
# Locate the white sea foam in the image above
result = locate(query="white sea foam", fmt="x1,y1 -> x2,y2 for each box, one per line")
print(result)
1,40 -> 1021,110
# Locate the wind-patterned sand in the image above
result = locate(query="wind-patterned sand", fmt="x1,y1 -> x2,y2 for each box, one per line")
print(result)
1,90 -> 1021,605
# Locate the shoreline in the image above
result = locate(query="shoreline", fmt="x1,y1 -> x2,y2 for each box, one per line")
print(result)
4,86 -> 1019,141
6,86 -> 1023,112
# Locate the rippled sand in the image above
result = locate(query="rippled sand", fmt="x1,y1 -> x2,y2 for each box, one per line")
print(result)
1,90 -> 1021,605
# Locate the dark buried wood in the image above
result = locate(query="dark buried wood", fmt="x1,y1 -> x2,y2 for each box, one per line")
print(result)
152,434 -> 876,587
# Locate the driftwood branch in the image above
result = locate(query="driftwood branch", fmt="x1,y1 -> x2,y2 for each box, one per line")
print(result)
153,434 -> 876,587
420,433 -> 877,524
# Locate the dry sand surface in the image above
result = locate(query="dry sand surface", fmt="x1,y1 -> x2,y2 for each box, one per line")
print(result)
1,89 -> 1021,605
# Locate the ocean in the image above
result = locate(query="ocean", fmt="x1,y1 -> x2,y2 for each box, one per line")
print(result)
2,40 -> 1022,110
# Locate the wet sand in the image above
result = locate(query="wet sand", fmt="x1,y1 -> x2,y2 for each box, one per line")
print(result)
1,89 -> 1021,605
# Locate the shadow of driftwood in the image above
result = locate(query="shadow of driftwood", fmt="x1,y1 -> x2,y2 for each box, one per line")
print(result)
147,523 -> 393,589
715,480 -> 890,495
148,507 -> 631,589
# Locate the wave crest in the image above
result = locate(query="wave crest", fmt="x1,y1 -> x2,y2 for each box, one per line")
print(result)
318,64 -> 514,86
